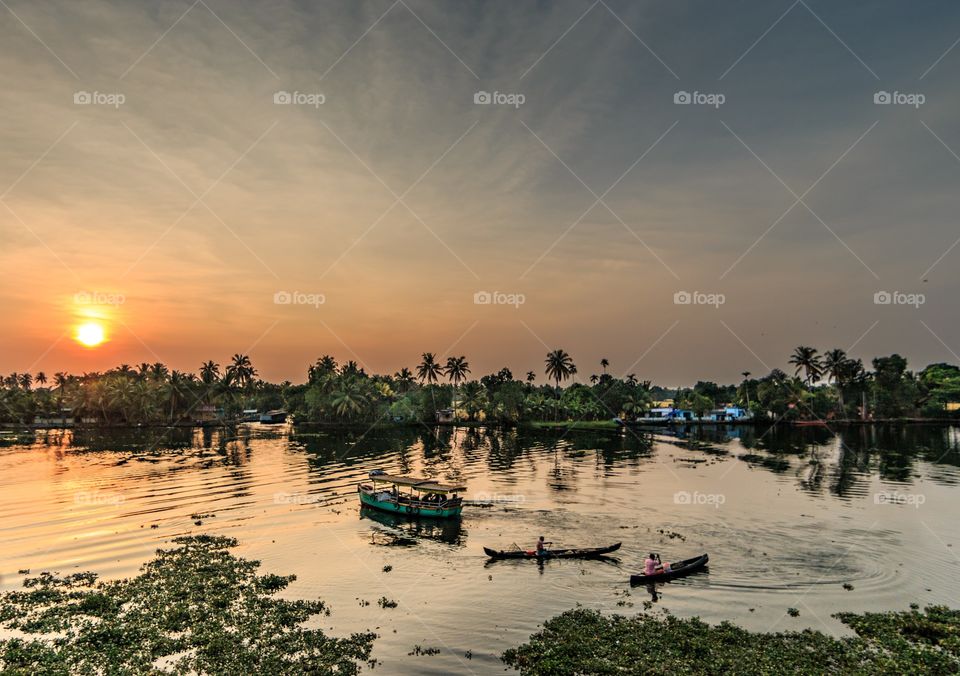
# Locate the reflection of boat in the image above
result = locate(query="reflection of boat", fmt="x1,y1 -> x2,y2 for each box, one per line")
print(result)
357,471 -> 465,518
629,553 -> 709,584
793,420 -> 829,427
259,410 -> 287,424
483,543 -> 621,560
360,506 -> 465,545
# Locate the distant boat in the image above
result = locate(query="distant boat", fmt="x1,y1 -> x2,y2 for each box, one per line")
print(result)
357,471 -> 465,518
483,543 -> 621,560
259,410 -> 287,424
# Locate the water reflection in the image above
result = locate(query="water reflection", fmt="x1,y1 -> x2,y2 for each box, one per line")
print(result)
359,506 -> 466,546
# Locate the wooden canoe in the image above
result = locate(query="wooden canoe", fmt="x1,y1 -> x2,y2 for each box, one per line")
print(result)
630,553 -> 709,584
483,543 -> 621,560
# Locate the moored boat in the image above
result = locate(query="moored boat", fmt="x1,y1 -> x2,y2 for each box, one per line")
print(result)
629,553 -> 708,584
483,543 -> 621,560
357,471 -> 465,518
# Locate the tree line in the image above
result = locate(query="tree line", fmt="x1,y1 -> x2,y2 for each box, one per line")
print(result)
1,346 -> 958,426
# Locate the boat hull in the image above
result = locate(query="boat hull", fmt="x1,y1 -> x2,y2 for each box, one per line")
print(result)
357,486 -> 463,518
630,553 -> 709,584
483,543 -> 621,560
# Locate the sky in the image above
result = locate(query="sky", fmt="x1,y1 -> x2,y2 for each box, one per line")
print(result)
1,0 -> 959,386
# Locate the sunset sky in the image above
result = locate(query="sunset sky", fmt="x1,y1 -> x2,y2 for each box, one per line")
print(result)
1,0 -> 959,385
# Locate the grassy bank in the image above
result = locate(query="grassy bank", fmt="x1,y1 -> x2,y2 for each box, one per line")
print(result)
503,606 -> 960,674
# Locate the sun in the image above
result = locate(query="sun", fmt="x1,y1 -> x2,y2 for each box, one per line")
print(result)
75,322 -> 106,347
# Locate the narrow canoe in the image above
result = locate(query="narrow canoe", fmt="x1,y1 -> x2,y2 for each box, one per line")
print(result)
483,543 -> 621,560
629,553 -> 709,584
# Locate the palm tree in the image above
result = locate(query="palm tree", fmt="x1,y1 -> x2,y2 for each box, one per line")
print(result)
199,361 -> 221,385
789,346 -> 822,384
526,371 -> 536,383
741,371 -> 752,407
18,373 -> 32,390
822,349 -> 850,414
445,356 -> 470,419
589,374 -> 599,384
330,379 -> 369,420
35,372 -> 47,387
308,356 -> 338,384
545,350 -> 575,389
53,372 -> 68,410
822,350 -> 847,385
165,371 -> 191,421
545,349 -> 575,421
149,362 -> 169,381
626,373 -> 638,385
393,367 -> 415,392
226,354 -> 256,389
600,358 -> 609,374
416,353 -> 442,384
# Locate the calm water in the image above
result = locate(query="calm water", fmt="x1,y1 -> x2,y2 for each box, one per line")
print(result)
1,424 -> 959,674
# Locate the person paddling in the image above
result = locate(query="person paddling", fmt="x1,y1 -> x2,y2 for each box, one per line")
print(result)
535,536 -> 552,557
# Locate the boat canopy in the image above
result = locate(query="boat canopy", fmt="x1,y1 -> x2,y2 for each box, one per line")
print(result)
368,472 -> 465,493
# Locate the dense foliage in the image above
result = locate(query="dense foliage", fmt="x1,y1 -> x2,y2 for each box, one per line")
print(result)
0,535 -> 375,675
1,347 -> 958,426
503,606 -> 960,674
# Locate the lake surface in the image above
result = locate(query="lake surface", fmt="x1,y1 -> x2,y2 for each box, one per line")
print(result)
1,423 -> 959,674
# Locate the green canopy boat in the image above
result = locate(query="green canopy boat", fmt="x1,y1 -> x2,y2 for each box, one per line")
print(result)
357,470 -> 465,518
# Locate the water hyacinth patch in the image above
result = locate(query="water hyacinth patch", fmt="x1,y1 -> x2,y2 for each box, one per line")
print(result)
0,535 -> 375,674
503,606 -> 960,674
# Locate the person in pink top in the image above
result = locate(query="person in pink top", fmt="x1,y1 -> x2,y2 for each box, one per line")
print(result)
643,553 -> 671,576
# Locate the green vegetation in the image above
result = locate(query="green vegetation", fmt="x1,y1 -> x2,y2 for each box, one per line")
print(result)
0,535 -> 375,675
503,606 -> 960,674
2,347 -> 958,427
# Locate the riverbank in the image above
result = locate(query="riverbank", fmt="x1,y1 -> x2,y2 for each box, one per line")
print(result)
5,416 -> 958,433
503,606 -> 960,674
